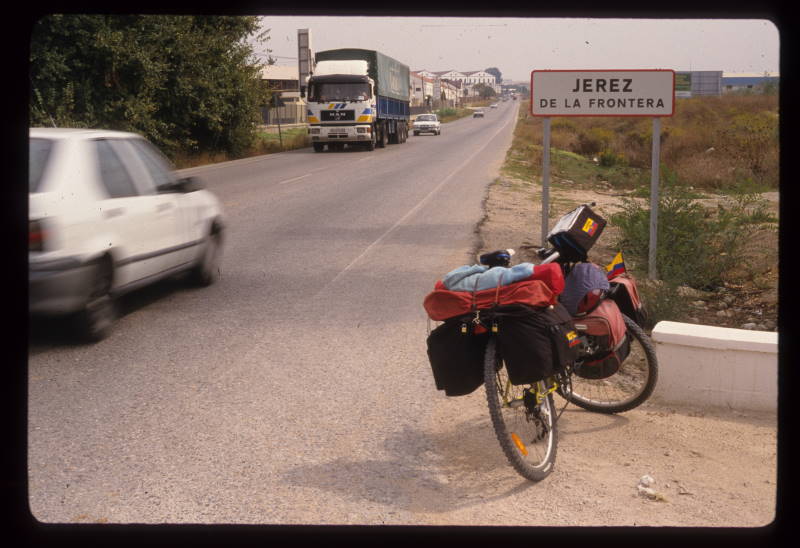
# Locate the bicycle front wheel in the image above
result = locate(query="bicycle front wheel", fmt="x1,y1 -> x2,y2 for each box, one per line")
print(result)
561,314 -> 658,414
484,339 -> 557,482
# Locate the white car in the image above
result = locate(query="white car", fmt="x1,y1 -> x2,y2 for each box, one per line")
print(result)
491,103 -> 498,108
29,128 -> 225,341
412,114 -> 441,136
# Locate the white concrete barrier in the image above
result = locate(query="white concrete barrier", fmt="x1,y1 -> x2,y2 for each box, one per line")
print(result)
650,321 -> 778,413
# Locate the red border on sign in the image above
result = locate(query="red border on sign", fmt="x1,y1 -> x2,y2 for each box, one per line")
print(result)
529,69 -> 676,117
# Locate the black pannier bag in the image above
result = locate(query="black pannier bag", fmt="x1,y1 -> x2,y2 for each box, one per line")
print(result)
493,303 -> 580,385
426,317 -> 489,396
546,205 -> 607,262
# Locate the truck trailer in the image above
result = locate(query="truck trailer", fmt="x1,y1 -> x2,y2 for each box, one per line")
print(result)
303,48 -> 411,152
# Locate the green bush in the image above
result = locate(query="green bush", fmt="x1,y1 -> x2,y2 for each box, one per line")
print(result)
636,280 -> 692,331
611,187 -> 751,290
599,149 -> 624,167
572,127 -> 614,156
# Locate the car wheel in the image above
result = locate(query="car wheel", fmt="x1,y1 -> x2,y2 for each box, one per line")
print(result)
76,258 -> 115,343
189,225 -> 223,287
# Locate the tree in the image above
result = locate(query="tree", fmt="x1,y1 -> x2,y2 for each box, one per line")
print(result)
473,83 -> 496,99
30,14 -> 270,158
485,67 -> 502,85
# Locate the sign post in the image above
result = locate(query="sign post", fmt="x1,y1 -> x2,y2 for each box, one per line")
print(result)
530,69 -> 675,278
649,117 -> 661,279
541,117 -> 551,247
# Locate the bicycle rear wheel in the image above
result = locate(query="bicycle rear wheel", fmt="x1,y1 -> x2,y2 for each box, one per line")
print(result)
484,339 -> 557,481
560,314 -> 658,414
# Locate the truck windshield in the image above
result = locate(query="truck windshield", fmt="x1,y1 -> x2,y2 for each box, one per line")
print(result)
309,82 -> 371,102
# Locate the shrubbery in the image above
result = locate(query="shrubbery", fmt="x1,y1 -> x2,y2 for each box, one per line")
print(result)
30,14 -> 270,160
610,183 -> 776,291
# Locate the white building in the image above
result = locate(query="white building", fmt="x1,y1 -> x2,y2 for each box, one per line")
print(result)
417,69 -> 501,96
410,71 -> 436,107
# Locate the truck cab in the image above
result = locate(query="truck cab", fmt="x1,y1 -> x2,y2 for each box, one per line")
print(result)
305,60 -> 379,151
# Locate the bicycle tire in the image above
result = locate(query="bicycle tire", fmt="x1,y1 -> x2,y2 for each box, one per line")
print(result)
484,338 -> 557,481
559,313 -> 658,414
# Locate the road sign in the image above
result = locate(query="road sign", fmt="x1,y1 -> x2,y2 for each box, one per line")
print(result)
530,69 -> 674,279
531,70 -> 675,117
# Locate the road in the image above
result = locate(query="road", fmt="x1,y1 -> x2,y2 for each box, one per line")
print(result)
26,101 -> 778,528
28,103 -> 521,524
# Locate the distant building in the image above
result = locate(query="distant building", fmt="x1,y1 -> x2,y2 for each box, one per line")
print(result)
410,71 -> 436,108
674,71 -> 779,97
260,65 -> 306,125
721,73 -> 779,94
675,71 -> 723,97
415,69 -> 501,96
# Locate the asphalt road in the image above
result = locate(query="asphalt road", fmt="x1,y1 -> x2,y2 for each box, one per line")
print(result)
27,102 -> 521,524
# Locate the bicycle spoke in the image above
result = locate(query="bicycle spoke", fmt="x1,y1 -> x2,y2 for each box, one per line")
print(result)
562,314 -> 658,413
485,338 -> 557,481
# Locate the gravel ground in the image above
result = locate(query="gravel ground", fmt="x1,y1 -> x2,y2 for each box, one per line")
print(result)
453,172 -> 780,527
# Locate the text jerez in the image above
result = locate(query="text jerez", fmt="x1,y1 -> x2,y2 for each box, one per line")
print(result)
538,77 -> 665,110
571,78 -> 632,92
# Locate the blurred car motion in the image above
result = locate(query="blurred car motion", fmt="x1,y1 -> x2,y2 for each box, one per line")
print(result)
29,128 -> 225,342
473,110 -> 484,118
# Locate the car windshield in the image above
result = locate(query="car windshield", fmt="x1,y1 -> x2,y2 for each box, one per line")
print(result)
309,82 -> 371,102
416,115 -> 436,121
29,138 -> 53,193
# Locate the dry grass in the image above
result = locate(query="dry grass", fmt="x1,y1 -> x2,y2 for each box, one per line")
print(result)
510,94 -> 779,191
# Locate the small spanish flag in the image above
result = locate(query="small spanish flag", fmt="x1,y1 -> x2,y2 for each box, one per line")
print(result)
606,251 -> 626,280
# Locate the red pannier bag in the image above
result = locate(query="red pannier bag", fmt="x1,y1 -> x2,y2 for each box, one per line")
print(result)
572,298 -> 630,379
608,273 -> 648,328
422,262 -> 565,321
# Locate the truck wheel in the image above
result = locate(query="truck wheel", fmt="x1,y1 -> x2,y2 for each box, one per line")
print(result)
377,124 -> 387,148
313,143 -> 324,152
365,136 -> 375,151
413,131 -> 419,136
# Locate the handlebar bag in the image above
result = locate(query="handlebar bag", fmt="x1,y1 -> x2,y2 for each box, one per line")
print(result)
492,303 -> 580,385
546,205 -> 607,262
426,316 -> 489,396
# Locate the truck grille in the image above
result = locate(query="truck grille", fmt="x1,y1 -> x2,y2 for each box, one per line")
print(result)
321,110 -> 355,122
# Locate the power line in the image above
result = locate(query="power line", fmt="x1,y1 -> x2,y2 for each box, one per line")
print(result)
256,53 -> 297,60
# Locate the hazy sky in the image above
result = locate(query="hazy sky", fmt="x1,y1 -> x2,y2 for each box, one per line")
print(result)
251,16 -> 779,82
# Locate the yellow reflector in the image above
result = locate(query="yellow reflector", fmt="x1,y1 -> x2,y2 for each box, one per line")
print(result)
511,433 -> 528,456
